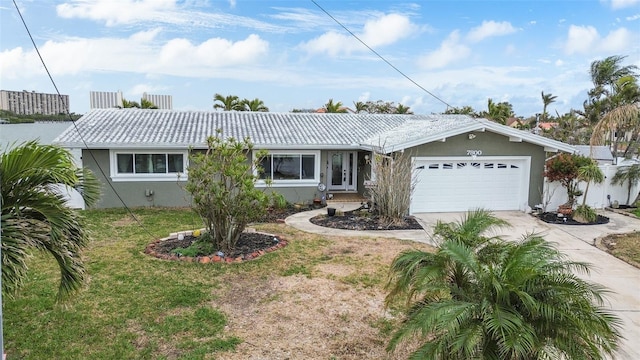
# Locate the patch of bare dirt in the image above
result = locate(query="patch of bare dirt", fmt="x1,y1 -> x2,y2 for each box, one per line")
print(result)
214,235 -> 434,360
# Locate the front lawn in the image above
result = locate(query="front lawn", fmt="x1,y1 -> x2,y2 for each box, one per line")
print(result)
3,207 -> 433,359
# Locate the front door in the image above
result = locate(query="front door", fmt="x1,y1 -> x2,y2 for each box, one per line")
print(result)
328,151 -> 357,191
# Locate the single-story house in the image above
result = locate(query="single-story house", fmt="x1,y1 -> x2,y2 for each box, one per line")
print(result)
53,109 -> 576,213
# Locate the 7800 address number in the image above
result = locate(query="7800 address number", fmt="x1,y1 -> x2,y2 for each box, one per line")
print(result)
466,150 -> 482,156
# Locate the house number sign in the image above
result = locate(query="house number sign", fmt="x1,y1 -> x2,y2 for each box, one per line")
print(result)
466,149 -> 482,156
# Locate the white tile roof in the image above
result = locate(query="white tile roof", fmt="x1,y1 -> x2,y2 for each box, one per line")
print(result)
53,108 -> 576,153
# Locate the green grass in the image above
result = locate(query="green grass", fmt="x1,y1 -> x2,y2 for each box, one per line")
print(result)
3,208 -> 235,359
3,207 -> 416,359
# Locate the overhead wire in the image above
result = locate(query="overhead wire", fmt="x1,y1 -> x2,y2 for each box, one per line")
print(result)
310,0 -> 453,110
11,0 -> 158,240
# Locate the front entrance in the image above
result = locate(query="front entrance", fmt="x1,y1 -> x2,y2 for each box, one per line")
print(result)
328,151 -> 357,191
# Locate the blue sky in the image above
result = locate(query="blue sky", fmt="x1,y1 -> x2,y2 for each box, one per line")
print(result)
1,0 -> 639,116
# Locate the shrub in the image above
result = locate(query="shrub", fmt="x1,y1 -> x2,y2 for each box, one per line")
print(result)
574,204 -> 598,223
270,192 -> 288,210
545,153 -> 593,206
185,131 -> 269,253
172,236 -> 216,257
366,150 -> 416,224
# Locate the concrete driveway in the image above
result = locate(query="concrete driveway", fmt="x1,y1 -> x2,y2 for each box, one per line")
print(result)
414,210 -> 640,360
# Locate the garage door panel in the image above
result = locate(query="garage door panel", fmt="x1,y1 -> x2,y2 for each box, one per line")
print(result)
411,158 -> 528,213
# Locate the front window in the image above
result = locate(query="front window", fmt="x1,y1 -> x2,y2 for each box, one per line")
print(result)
111,150 -> 187,181
256,151 -> 319,185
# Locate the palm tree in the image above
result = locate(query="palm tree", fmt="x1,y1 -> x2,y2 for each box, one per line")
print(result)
578,162 -> 604,207
323,98 -> 347,113
386,210 -> 621,359
353,101 -> 368,113
590,55 -> 638,95
480,98 -> 513,124
213,93 -> 242,111
541,91 -> 557,122
1,141 -> 100,301
241,98 -> 269,112
122,98 -> 140,108
611,163 -> 640,205
140,98 -> 158,109
590,103 -> 640,158
395,104 -> 413,114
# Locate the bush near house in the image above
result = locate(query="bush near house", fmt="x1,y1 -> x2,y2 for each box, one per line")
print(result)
545,153 -> 594,207
366,150 -> 416,224
185,130 -> 270,253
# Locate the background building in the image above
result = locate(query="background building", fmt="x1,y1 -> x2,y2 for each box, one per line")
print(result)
89,90 -> 123,109
0,90 -> 69,115
142,92 -> 172,109
89,90 -> 172,109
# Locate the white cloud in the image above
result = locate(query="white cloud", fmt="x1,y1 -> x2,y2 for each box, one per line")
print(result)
0,31 -> 269,80
564,25 -> 634,54
129,83 -> 168,98
609,0 -> 640,9
56,0 -> 286,32
358,92 -> 371,102
300,13 -> 417,56
417,30 -> 470,69
228,0 -> 236,9
466,20 -> 517,42
158,34 -> 269,68
555,59 -> 565,66
57,0 -> 177,26
626,14 -> 640,21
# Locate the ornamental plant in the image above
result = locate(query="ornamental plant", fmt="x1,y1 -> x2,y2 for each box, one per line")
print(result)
544,153 -> 594,207
185,130 -> 269,253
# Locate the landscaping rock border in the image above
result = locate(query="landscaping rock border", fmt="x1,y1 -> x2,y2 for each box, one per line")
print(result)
144,229 -> 288,264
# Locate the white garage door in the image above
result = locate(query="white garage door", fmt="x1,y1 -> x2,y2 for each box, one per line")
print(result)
411,157 -> 530,213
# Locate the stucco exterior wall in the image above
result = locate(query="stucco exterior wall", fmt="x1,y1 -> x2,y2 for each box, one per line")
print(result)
84,149 -> 191,208
406,131 -> 547,208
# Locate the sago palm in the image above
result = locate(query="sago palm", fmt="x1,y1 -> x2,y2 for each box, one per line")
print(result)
1,141 -> 100,301
386,210 -> 621,359
611,163 -> 640,205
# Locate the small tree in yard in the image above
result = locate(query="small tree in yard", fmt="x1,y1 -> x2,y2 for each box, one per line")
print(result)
574,161 -> 605,223
545,153 -> 594,208
611,164 -> 640,205
185,131 -> 269,253
366,150 -> 417,224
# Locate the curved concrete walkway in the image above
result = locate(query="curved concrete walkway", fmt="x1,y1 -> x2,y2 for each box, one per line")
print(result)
286,206 -> 640,360
285,202 -> 436,245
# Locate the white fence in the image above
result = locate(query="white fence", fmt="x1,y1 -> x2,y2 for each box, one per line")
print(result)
541,163 -> 639,212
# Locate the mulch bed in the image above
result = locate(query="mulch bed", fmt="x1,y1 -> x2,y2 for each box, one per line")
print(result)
310,208 -> 424,231
536,212 -> 610,225
147,204 -> 323,263
147,204 -> 423,263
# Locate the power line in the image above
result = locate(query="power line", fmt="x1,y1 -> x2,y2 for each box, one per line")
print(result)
310,0 -> 452,110
10,1 -> 157,238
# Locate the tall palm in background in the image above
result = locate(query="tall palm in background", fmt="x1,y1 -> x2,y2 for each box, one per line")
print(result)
591,103 -> 640,158
323,98 -> 347,113
395,104 -> 413,114
386,210 -> 621,359
353,101 -> 368,113
140,98 -> 158,109
242,98 -> 269,112
480,98 -> 513,124
213,93 -> 243,111
1,141 -> 100,301
541,91 -> 557,122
